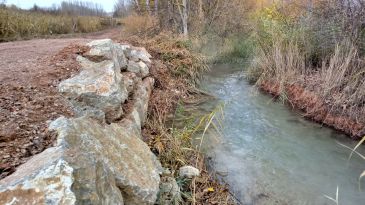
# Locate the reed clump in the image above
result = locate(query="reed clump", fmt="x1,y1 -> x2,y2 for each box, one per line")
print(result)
246,2 -> 365,136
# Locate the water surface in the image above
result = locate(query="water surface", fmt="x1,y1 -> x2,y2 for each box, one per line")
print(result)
197,64 -> 365,205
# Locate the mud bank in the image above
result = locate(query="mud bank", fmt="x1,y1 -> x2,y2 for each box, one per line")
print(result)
259,81 -> 365,139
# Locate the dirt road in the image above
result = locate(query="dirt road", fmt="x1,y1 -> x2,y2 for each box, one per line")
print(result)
0,28 -> 121,179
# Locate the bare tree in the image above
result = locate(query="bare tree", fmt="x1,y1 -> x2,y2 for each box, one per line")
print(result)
146,0 -> 150,14
176,0 -> 189,36
60,1 -> 106,16
154,0 -> 158,15
134,0 -> 140,12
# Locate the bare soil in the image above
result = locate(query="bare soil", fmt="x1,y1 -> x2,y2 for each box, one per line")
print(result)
0,29 -> 121,179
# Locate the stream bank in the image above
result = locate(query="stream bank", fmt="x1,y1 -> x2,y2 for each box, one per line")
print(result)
259,81 -> 365,139
0,36 -> 236,204
196,64 -> 365,205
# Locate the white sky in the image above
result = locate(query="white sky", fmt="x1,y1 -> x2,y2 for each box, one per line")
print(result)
6,0 -> 116,12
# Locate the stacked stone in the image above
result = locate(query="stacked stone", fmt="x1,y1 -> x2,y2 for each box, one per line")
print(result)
0,39 -> 162,205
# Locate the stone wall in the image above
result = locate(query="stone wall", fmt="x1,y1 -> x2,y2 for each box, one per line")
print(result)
0,39 -> 162,205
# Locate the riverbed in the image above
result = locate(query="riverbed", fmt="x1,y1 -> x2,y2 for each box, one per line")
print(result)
196,64 -> 365,205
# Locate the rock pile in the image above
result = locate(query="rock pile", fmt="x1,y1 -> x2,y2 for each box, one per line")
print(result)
0,39 -> 162,205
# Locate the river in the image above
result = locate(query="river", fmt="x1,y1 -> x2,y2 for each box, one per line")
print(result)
195,64 -> 365,205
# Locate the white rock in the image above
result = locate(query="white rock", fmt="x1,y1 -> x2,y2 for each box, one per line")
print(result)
179,166 -> 200,178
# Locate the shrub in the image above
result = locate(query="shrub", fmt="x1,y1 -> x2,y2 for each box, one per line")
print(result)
120,14 -> 158,36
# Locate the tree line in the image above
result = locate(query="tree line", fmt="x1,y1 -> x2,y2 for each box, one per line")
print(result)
1,0 -> 106,17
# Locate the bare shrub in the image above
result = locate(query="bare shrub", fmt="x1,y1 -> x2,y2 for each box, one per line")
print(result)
250,40 -> 305,88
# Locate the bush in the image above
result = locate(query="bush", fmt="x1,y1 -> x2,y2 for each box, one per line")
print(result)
120,14 -> 158,36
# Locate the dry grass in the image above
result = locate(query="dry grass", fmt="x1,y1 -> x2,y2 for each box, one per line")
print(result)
317,43 -> 365,123
249,39 -> 365,136
121,33 -> 235,204
0,7 -> 113,41
120,14 -> 159,36
247,2 -> 365,136
249,40 -> 305,93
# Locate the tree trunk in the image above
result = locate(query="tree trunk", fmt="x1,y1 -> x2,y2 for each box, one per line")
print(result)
176,0 -> 188,37
134,0 -> 140,12
154,0 -> 158,15
198,0 -> 203,20
146,0 -> 150,14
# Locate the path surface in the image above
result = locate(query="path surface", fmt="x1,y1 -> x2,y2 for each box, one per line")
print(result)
0,28 -> 121,84
0,28 -> 121,179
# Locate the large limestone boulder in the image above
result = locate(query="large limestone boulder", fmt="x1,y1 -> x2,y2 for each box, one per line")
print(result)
125,47 -> 152,64
0,147 -> 76,205
59,57 -> 128,122
50,116 -> 162,205
86,39 -> 128,70
0,116 -> 161,205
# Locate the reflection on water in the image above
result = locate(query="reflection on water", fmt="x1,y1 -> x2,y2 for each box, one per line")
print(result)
196,64 -> 365,205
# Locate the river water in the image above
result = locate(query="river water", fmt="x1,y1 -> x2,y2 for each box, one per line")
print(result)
195,64 -> 365,205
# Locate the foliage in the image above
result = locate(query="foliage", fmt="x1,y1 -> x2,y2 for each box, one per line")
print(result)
214,34 -> 256,64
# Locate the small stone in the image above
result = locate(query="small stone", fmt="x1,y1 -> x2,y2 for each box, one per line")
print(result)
158,176 -> 181,205
179,166 -> 200,178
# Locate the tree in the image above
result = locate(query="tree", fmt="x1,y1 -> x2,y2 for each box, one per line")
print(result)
176,0 -> 189,36
154,0 -> 158,15
60,1 -> 106,16
31,4 -> 40,12
114,0 -> 133,17
146,0 -> 150,14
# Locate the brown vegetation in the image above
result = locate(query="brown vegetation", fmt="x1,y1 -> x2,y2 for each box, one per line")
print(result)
0,5 -> 117,42
120,33 -> 236,204
260,81 -> 364,139
248,1 -> 365,138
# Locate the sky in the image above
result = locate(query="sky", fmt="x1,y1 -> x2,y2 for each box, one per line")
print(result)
6,0 -> 116,12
